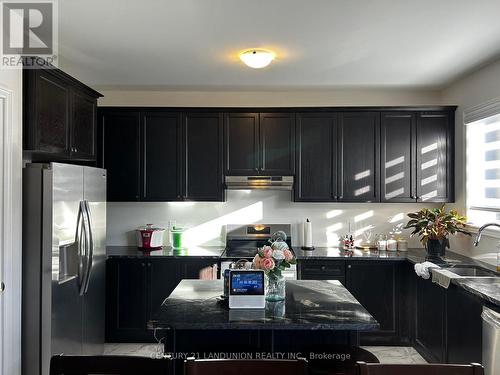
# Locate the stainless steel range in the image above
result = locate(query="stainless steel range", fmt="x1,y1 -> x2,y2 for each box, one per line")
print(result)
220,224 -> 297,279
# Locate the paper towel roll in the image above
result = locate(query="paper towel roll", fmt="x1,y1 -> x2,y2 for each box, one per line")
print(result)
302,219 -> 314,250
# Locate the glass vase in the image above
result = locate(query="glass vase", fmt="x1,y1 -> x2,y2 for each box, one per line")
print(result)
265,274 -> 286,301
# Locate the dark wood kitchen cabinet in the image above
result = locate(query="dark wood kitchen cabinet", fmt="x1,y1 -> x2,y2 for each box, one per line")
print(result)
106,257 -> 218,342
224,112 -> 295,176
224,113 -> 259,175
98,109 -> 224,202
294,113 -> 338,201
338,112 -> 380,202
259,113 -> 295,175
380,112 -> 416,202
445,285 -> 483,364
106,258 -> 150,342
416,112 -> 454,203
380,111 -> 454,203
414,276 -> 446,363
99,111 -> 142,201
23,67 -> 102,161
345,261 -> 401,345
142,112 -> 182,201
183,112 -> 224,201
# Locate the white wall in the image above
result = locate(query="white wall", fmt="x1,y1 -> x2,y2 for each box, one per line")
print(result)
0,69 -> 23,375
442,58 -> 500,265
107,190 -> 442,248
98,88 -> 442,107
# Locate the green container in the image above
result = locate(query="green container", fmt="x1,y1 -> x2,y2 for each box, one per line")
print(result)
170,228 -> 185,249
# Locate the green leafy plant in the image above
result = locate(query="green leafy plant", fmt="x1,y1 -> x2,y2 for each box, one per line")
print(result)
404,205 -> 471,246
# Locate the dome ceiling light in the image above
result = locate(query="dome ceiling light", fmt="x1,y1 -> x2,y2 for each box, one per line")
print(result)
239,49 -> 275,69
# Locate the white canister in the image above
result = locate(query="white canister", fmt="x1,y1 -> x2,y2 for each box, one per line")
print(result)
386,238 -> 398,251
397,239 -> 408,252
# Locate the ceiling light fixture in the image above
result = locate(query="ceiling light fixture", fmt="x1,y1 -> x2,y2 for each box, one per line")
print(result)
239,49 -> 275,69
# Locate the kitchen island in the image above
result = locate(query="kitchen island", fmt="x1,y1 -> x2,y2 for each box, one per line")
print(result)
149,279 -> 378,357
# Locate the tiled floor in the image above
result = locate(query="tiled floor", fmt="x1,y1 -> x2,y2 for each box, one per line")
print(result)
104,344 -> 427,364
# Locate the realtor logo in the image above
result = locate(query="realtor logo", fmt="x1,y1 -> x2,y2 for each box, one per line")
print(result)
1,0 -> 58,68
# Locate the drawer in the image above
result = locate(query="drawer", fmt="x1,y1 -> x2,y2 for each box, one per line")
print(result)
299,260 -> 345,278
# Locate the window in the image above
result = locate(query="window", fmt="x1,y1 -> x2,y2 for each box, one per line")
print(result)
466,113 -> 500,224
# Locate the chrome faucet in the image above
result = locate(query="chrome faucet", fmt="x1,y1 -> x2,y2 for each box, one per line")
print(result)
474,223 -> 500,246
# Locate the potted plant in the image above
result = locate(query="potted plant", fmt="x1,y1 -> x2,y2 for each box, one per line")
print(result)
253,240 -> 296,301
404,205 -> 470,259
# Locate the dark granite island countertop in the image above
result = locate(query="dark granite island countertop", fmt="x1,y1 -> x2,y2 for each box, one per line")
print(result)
149,279 -> 379,331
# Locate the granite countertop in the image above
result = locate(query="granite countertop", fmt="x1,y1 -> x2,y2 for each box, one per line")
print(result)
149,279 -> 379,331
106,246 -> 225,259
454,278 -> 500,306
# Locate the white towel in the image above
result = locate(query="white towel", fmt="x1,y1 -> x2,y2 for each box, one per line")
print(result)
432,268 -> 462,289
414,262 -> 440,279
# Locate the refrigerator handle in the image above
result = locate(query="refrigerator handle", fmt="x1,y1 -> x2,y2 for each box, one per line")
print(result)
79,201 -> 90,296
76,201 -> 86,292
81,200 -> 94,295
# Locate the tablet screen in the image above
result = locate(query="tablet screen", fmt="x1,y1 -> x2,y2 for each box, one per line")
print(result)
230,271 -> 265,296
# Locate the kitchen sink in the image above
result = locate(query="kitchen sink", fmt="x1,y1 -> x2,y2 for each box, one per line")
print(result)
442,266 -> 497,277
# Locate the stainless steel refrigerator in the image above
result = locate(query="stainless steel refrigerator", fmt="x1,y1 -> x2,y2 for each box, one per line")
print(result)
22,163 -> 106,375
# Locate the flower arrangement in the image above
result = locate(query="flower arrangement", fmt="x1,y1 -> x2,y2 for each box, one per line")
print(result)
253,241 -> 296,280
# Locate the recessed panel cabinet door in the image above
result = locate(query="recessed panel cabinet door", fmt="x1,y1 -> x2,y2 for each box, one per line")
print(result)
142,112 -> 182,201
416,112 -> 454,202
381,112 -> 416,202
224,113 -> 259,175
183,113 -> 224,201
260,113 -> 295,175
71,91 -> 96,159
346,261 -> 399,344
295,113 -> 337,201
34,71 -> 70,153
101,111 -> 141,201
105,259 -> 149,342
338,112 -> 380,202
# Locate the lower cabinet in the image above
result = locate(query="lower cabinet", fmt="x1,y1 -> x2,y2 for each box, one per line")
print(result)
445,285 -> 483,364
106,257 -> 218,342
414,276 -> 446,362
298,260 -> 404,345
345,261 -> 402,345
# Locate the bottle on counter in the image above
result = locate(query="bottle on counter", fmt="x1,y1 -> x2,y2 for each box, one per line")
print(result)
376,234 -> 387,251
386,235 -> 398,251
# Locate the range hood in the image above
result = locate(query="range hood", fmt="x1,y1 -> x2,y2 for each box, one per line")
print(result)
225,176 -> 294,190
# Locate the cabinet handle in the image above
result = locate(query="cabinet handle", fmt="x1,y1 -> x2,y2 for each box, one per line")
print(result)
348,265 -> 351,269
141,263 -> 145,267
320,265 -> 326,271
147,263 -> 151,267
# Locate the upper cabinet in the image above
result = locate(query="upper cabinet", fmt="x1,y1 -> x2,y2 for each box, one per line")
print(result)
142,112 -> 182,201
224,112 -> 295,176
338,112 -> 380,202
99,111 -> 142,201
23,67 -> 102,161
295,113 -> 338,201
380,112 -> 416,202
183,112 -> 224,201
98,107 -> 455,203
380,111 -> 455,203
98,109 -> 224,202
416,112 -> 454,203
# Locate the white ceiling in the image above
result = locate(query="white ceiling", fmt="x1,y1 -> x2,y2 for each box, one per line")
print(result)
59,0 -> 500,90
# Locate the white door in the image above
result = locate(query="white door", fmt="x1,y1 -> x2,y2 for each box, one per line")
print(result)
0,79 -> 22,375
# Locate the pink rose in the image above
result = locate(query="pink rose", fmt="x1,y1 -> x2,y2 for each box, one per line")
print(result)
253,254 -> 262,269
283,249 -> 294,262
261,258 -> 275,271
262,246 -> 273,259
